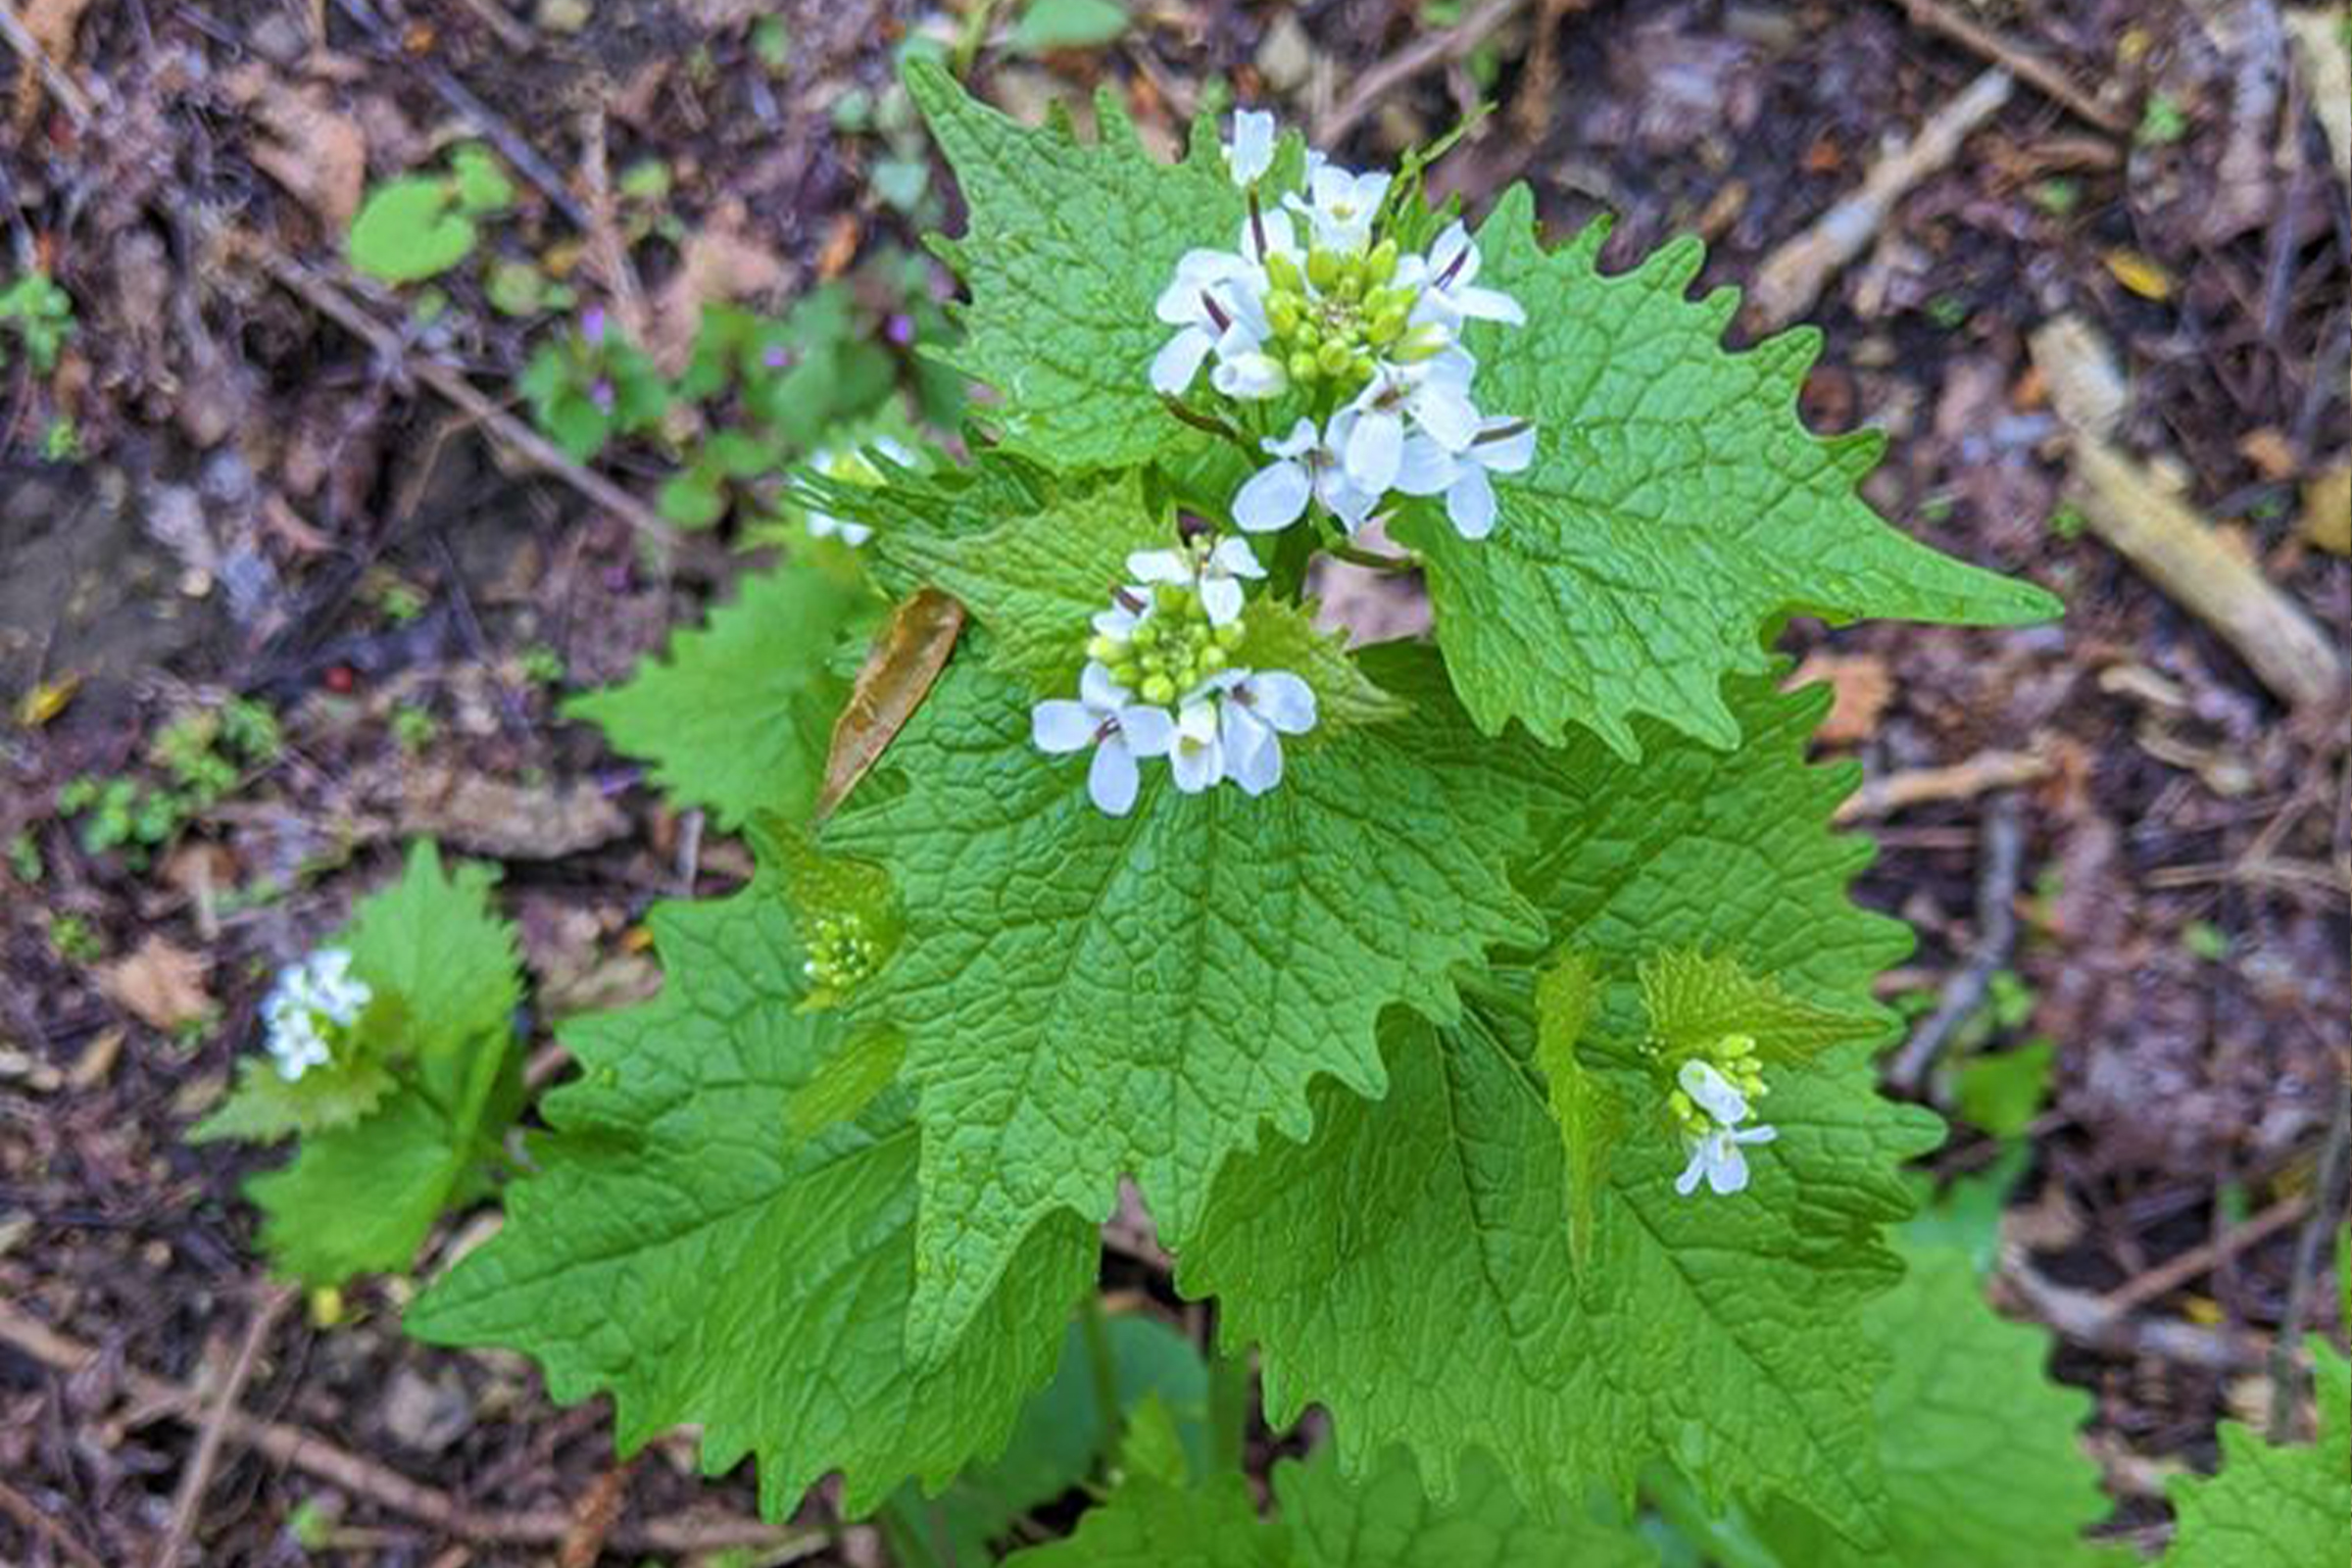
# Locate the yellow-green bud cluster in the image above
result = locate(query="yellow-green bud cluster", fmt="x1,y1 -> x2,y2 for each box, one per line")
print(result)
803,911 -> 881,996
1085,584 -> 1248,706
1666,1032 -> 1768,1140
1261,239 -> 1422,389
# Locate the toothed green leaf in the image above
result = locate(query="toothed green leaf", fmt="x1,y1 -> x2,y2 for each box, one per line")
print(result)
405,851 -> 1096,1517
824,644 -> 1543,1364
2160,1340 -> 2350,1568
1276,1445 -> 1655,1567
1396,188 -> 2060,757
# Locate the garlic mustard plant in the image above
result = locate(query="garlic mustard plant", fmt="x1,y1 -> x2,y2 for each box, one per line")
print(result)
403,65 -> 2100,1560
260,948 -> 370,1081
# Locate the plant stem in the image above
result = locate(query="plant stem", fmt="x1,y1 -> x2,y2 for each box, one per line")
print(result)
1322,541 -> 1420,573
1203,1315 -> 1253,1476
1078,1292 -> 1122,1453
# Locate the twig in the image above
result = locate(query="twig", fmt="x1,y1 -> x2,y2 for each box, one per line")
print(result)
2097,1195 -> 2310,1317
0,1475 -> 105,1568
152,1283 -> 297,1568
0,1303 -> 816,1558
0,0 -> 94,129
1877,0 -> 2131,135
558,1457 -> 637,1568
2001,1250 -> 2271,1372
449,0 -> 537,55
235,233 -> 677,548
1750,67 -> 2014,330
1886,792 -> 2027,1096
2270,1082 -> 2352,1442
1833,748 -> 2050,823
1316,0 -> 1531,147
580,102 -> 651,346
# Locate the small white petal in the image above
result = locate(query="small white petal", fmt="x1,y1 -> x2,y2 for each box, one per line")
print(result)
1476,420 -> 1538,472
1093,602 -> 1142,637
1704,1133 -> 1751,1196
1088,740 -> 1141,816
1675,1140 -> 1709,1198
1033,700 -> 1099,755
1394,433 -> 1458,497
1224,708 -> 1283,795
1263,416 -> 1321,461
1211,352 -> 1288,401
1225,109 -> 1275,185
1169,703 -> 1224,793
1079,661 -> 1128,711
1455,284 -> 1526,324
1234,458 -> 1313,533
1446,466 -> 1498,540
1126,548 -> 1191,585
1677,1060 -> 1750,1127
1208,536 -> 1265,579
1248,670 -> 1318,734
1118,705 -> 1176,758
1344,409 -> 1404,496
1151,328 -> 1214,394
1409,376 -> 1481,451
1200,575 -> 1245,626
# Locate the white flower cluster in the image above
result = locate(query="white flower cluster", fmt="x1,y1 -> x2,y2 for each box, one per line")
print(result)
1032,540 -> 1317,816
1670,1044 -> 1778,1199
1155,110 -> 1536,543
261,948 -> 370,1083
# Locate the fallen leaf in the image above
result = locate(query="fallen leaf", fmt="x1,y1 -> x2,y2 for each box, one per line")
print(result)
399,767 -> 630,860
817,588 -> 965,821
1788,651 -> 1894,745
2234,426 -> 2297,482
2102,247 -> 2174,301
2300,466 -> 2350,556
15,673 -> 78,727
101,936 -> 214,1033
647,202 -> 788,373
248,85 -> 370,231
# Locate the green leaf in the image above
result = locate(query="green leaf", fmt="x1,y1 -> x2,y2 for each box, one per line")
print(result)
1952,1037 -> 2057,1139
1000,1473 -> 1286,1568
2160,1340 -> 2350,1567
1011,0 -> 1133,55
449,144 -> 515,215
405,857 -> 1097,1517
1182,676 -> 1940,1546
189,1054 -> 394,1143
1531,950 -> 1617,1273
881,1311 -> 1212,1568
344,842 -> 520,1072
1750,1239 -> 2109,1566
567,561 -> 871,827
1276,1445 -> 1655,1568
1638,948 -> 1882,1067
876,469 -> 1166,692
785,1026 -> 906,1136
1396,190 -> 2059,757
348,177 -> 476,283
1231,599 -> 1411,731
906,61 -> 1241,469
824,644 -> 1543,1364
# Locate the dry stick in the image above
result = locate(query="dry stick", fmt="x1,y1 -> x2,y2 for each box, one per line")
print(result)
1316,0 -> 1532,147
0,1304 -> 816,1558
1886,791 -> 2027,1096
2270,1082 -> 2352,1442
0,1474 -> 107,1568
2002,1251 -> 2271,1373
2097,1195 -> 2311,1317
237,235 -> 678,548
0,0 -> 93,128
1877,0 -> 2132,135
1833,748 -> 2051,824
152,1284 -> 297,1568
1749,67 -> 2014,330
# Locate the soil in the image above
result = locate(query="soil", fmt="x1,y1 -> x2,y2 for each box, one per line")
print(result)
1,1 -> 2346,1563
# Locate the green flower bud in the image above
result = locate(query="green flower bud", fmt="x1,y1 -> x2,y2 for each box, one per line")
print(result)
1366,309 -> 1406,347
1288,349 -> 1321,383
1086,634 -> 1122,663
1132,619 -> 1163,649
1367,238 -> 1399,284
1141,673 -> 1176,705
1198,645 -> 1230,673
1267,294 -> 1301,336
1316,339 -> 1356,377
1265,251 -> 1303,293
1393,326 -> 1448,364
1306,248 -> 1342,291
1215,619 -> 1247,650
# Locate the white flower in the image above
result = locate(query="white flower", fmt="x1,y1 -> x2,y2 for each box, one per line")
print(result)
1032,662 -> 1177,816
1209,668 -> 1317,795
1223,109 -> 1276,187
1287,163 -> 1391,254
1407,220 -> 1527,326
1092,585 -> 1152,639
1676,1059 -> 1751,1127
1151,249 -> 1258,395
1167,695 -> 1225,793
1675,1123 -> 1779,1198
1233,416 -> 1379,534
1394,417 -> 1536,540
1128,539 -> 1263,627
262,948 -> 370,1083
1343,350 -> 1482,493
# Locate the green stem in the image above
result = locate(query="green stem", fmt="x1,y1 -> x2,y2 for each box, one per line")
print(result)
1203,1314 -> 1253,1476
1322,540 -> 1419,573
1079,1292 -> 1123,1454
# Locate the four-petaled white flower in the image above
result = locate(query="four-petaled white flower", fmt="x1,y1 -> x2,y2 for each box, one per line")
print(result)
1127,540 -> 1264,627
1671,1058 -> 1778,1199
1234,416 -> 1379,535
1405,220 -> 1528,326
1395,417 -> 1537,540
1168,695 -> 1225,794
1288,162 -> 1391,255
1342,351 -> 1482,495
1223,109 -> 1275,187
1151,250 -> 1257,395
263,948 -> 371,1083
1208,668 -> 1318,795
1032,662 -> 1178,817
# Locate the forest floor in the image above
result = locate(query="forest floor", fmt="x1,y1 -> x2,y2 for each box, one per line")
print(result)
1,1 -> 2347,1563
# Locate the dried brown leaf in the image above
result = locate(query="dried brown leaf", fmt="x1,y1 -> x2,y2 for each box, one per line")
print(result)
816,588 -> 965,822
100,936 -> 214,1033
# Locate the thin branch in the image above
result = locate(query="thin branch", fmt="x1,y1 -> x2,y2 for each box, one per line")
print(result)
1886,791 -> 2027,1096
2097,1195 -> 2310,1318
152,1284 -> 296,1568
0,1475 -> 105,1568
1833,748 -> 2050,823
1316,0 -> 1532,148
1876,0 -> 2131,135
0,1303 -> 815,1558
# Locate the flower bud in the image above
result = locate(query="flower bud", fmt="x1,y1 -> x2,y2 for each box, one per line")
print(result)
1141,673 -> 1176,705
1316,339 -> 1356,377
1198,645 -> 1229,673
1087,634 -> 1123,663
1288,350 -> 1321,383
1267,294 -> 1301,335
1265,251 -> 1303,293
1306,248 -> 1342,291
1215,620 -> 1247,650
1367,309 -> 1405,346
1367,238 -> 1399,284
